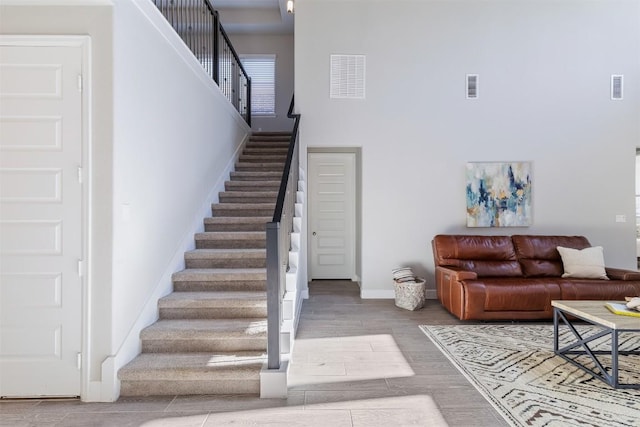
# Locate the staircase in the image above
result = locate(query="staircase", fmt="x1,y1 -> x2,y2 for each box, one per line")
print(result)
118,132 -> 291,396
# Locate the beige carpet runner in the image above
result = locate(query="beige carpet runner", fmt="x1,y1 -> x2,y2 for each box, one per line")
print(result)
420,324 -> 640,427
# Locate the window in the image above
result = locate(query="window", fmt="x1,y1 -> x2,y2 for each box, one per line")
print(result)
240,55 -> 276,116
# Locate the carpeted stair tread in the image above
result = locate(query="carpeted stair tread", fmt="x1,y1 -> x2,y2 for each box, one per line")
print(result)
203,217 -> 269,232
220,191 -> 278,197
219,191 -> 278,204
251,131 -> 291,136
238,154 -> 287,163
211,203 -> 275,218
119,352 -> 266,378
246,136 -> 291,147
239,154 -> 287,163
212,202 -> 275,208
185,248 -> 266,260
230,171 -> 283,181
140,318 -> 267,352
185,248 -> 266,268
235,162 -> 285,172
242,147 -> 289,155
158,291 -> 267,319
172,268 -> 266,282
160,291 -> 267,307
185,248 -> 266,257
194,231 -> 266,239
225,180 -> 281,191
194,231 -> 266,249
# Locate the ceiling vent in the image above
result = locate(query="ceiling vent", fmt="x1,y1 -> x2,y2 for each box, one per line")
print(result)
330,54 -> 365,99
611,75 -> 623,100
466,74 -> 479,99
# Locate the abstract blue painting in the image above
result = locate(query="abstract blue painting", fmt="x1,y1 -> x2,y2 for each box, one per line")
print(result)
466,162 -> 532,227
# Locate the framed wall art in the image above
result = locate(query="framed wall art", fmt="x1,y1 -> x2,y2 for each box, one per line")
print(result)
466,162 -> 532,227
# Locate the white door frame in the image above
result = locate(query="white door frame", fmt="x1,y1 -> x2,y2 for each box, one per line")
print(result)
307,147 -> 361,282
1,35 -> 92,399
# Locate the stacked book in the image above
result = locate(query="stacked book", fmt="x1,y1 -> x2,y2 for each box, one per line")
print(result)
392,267 -> 417,283
604,302 -> 640,318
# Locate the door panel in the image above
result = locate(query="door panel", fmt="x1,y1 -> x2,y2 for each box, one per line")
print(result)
309,152 -> 356,280
0,43 -> 83,397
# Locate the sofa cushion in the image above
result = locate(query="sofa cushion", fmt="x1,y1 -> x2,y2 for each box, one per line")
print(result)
432,235 -> 522,277
512,235 -> 591,277
463,278 -> 562,311
560,279 -> 640,300
557,246 -> 608,280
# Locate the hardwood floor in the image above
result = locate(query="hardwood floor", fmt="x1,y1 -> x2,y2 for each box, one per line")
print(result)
0,280 -> 509,426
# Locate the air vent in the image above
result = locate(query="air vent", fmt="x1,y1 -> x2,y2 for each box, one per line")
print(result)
466,74 -> 479,99
611,75 -> 623,100
330,54 -> 366,99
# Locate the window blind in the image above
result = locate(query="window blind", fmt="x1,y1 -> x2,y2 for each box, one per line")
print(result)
241,55 -> 276,116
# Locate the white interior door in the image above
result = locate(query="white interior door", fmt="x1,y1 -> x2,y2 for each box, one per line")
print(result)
309,152 -> 356,280
0,42 -> 83,397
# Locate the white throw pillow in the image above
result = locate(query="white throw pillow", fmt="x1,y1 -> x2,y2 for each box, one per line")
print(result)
557,246 -> 609,280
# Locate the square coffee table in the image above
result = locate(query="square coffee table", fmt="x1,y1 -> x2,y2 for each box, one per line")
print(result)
552,300 -> 640,389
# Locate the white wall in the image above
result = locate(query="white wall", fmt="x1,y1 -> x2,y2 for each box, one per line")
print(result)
110,0 -> 249,398
229,34 -> 295,132
1,0 -> 250,401
296,0 -> 640,297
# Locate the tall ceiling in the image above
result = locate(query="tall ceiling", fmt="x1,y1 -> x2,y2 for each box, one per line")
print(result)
212,0 -> 294,34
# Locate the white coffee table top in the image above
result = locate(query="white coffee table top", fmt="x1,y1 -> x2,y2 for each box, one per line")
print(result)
552,300 -> 640,330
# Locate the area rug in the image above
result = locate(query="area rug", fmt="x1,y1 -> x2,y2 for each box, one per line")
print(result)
419,324 -> 640,427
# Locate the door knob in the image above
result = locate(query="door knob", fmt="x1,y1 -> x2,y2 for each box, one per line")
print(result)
312,232 -> 317,236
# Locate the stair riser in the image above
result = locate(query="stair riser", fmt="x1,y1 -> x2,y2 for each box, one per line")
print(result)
230,172 -> 283,181
204,223 -> 267,232
141,339 -> 267,353
173,281 -> 266,292
246,140 -> 290,146
195,240 -> 265,249
219,195 -> 277,204
238,155 -> 287,163
185,258 -> 266,268
242,148 -> 289,155
235,164 -> 284,172
211,207 -> 274,217
159,307 -> 267,319
120,380 -> 259,396
224,183 -> 280,191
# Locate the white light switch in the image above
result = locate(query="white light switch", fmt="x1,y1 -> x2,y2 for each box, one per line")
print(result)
615,214 -> 626,223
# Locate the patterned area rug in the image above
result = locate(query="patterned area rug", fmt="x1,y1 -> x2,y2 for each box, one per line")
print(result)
420,324 -> 640,427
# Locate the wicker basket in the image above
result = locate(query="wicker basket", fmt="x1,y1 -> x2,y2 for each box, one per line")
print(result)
393,278 -> 426,311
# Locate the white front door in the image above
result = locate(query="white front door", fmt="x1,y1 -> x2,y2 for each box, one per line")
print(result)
0,41 -> 84,397
308,152 -> 356,280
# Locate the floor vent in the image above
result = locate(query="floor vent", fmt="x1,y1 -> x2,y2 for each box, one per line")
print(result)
330,54 -> 365,99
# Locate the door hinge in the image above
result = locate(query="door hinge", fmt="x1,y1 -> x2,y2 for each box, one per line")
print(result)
77,166 -> 83,184
77,260 -> 84,277
77,74 -> 83,92
76,352 -> 82,370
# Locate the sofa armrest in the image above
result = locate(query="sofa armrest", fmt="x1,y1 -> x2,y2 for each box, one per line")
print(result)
434,266 -> 479,320
436,266 -> 478,282
605,267 -> 640,281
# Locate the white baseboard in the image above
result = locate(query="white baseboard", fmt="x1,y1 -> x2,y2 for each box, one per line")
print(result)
360,289 -> 437,300
360,289 -> 395,299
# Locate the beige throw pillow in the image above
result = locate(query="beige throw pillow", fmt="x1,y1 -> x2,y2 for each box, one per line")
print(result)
557,246 -> 609,280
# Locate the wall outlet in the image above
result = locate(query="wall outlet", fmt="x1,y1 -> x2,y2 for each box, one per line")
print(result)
615,214 -> 626,223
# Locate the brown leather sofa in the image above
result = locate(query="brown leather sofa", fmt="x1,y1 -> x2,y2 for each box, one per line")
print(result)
432,235 -> 640,320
